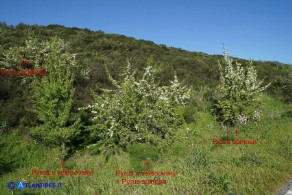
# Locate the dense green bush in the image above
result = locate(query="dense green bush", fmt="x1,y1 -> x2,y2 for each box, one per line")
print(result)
81,60 -> 190,152
1,37 -> 84,155
28,38 -> 81,153
212,50 -> 270,126
185,147 -> 209,171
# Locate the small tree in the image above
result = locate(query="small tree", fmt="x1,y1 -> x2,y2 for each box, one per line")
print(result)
213,49 -> 270,126
28,38 -> 80,154
2,37 -> 83,156
80,60 -> 190,152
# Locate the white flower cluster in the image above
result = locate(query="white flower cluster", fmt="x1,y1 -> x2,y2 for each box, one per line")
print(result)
219,50 -> 270,99
79,62 -> 190,144
215,49 -> 270,125
2,37 -> 91,83
238,114 -> 248,125
253,110 -> 261,122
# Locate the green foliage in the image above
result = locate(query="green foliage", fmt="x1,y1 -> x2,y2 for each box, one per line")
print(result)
238,153 -> 263,165
82,60 -> 190,151
0,120 -> 11,134
212,49 -> 270,126
219,132 -> 236,141
2,36 -> 90,83
1,24 -> 291,135
177,106 -> 196,124
185,147 -> 209,171
1,100 -> 292,194
207,173 -> 230,192
2,37 -> 46,70
0,23 -> 292,195
0,130 -> 58,176
128,143 -> 159,171
268,70 -> 292,104
28,38 -> 80,148
0,77 -> 28,127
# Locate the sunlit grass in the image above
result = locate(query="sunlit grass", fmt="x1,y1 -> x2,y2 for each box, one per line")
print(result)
1,95 -> 291,194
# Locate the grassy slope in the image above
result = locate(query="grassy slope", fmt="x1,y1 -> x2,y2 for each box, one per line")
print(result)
1,94 -> 291,195
0,24 -> 291,195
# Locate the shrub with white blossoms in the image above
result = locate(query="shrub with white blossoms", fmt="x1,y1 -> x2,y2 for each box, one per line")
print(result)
2,37 -> 90,82
80,60 -> 190,150
213,49 -> 270,126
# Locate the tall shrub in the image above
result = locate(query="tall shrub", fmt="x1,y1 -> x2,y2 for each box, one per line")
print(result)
213,49 -> 270,126
28,38 -> 80,152
2,37 -> 82,155
80,60 -> 190,152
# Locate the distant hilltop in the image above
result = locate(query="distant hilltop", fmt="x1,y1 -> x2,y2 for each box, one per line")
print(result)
0,22 -> 291,104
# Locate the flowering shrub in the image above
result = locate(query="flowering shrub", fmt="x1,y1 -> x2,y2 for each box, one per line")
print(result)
213,49 -> 270,126
80,60 -> 190,151
2,37 -> 90,82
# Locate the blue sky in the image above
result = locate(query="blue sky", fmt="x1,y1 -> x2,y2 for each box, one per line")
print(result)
1,0 -> 292,64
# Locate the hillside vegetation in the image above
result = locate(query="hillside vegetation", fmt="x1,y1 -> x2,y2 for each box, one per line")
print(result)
0,23 -> 291,194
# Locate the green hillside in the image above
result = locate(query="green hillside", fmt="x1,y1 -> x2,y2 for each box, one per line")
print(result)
0,23 -> 291,194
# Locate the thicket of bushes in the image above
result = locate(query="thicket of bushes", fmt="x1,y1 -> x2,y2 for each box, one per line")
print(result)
1,36 -> 273,156
0,23 -> 291,159
81,60 -> 190,152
